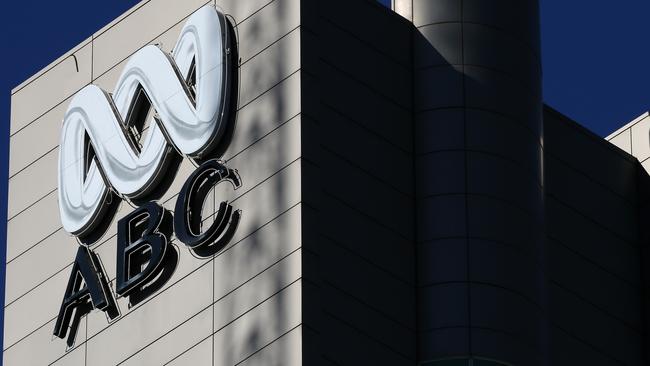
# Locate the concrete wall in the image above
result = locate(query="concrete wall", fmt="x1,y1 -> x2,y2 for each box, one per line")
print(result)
5,0 -> 304,364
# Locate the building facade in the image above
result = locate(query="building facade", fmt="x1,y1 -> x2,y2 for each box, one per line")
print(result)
4,0 -> 650,365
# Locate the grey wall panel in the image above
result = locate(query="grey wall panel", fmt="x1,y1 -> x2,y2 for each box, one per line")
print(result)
412,0 -> 461,27
303,61 -> 412,150
416,151 -> 465,197
315,19 -> 411,108
317,283 -> 414,357
307,187 -> 414,283
463,66 -> 542,137
469,239 -> 542,305
300,25 -> 412,149
546,108 -> 638,203
6,190 -> 59,262
50,343 -> 85,366
466,195 -> 537,249
462,0 -> 541,55
470,283 -> 543,352
549,240 -> 641,328
549,327 -> 622,366
417,195 -> 467,241
415,23 -> 462,68
8,98 -> 68,177
3,263 -> 71,348
234,0 -> 299,64
418,239 -> 467,286
546,198 -> 640,284
320,237 -> 414,328
410,1 -> 546,362
466,151 -> 542,214
85,263 -> 215,366
470,327 -> 542,366
5,229 -> 77,305
3,317 -> 86,366
415,109 -> 465,154
318,313 -> 413,365
10,40 -> 92,135
311,109 -> 412,194
7,148 -> 57,219
236,326 -> 302,366
166,337 -> 212,366
419,283 -> 468,331
549,284 -> 642,365
238,29 -> 300,107
465,109 -> 542,179
462,23 -> 541,93
546,156 -> 637,243
414,65 -> 464,111
544,105 -> 646,363
315,0 -> 411,66
316,152 -> 413,238
91,0 -> 212,78
301,1 -> 416,364
217,0 -> 282,25
418,328 -> 470,362
212,281 -> 302,366
118,307 -> 213,366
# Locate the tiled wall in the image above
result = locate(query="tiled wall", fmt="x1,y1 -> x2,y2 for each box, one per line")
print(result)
5,0 -> 304,364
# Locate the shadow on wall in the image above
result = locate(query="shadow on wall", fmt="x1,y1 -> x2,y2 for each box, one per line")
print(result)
214,1 -> 294,365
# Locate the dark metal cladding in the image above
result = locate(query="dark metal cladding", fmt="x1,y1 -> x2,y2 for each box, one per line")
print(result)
402,0 -> 547,364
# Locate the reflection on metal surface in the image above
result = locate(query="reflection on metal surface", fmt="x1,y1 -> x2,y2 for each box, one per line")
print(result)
58,5 -> 233,239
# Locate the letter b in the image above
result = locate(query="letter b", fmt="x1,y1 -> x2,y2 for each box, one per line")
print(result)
116,202 -> 177,306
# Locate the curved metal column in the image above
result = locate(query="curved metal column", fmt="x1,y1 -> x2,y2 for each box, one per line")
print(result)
400,0 -> 547,364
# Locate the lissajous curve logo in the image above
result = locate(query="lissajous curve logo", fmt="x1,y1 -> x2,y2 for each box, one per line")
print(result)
54,5 -> 241,347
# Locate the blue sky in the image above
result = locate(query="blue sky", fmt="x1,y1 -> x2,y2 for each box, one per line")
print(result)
1,0 -> 650,356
